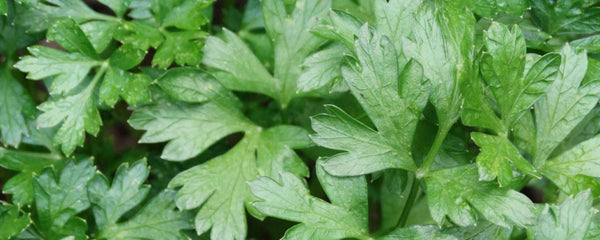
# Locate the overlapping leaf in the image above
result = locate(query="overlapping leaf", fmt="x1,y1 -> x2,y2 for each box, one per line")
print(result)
15,18 -> 151,155
203,0 -> 332,106
130,68 -> 311,240
89,160 -> 193,240
463,22 -> 558,186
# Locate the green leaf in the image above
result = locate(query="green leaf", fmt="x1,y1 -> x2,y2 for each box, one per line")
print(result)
131,68 -> 310,240
297,43 -> 348,94
14,46 -> 99,95
530,0 -> 600,40
17,0 -> 107,32
79,21 -> 119,54
530,190 -> 597,240
0,202 -> 30,239
47,18 -> 99,59
425,164 -> 535,228
378,225 -> 456,240
89,160 -> 193,240
471,132 -> 540,187
311,26 -> 428,176
373,0 -> 421,58
0,67 -> 35,147
0,147 -> 63,205
114,21 -> 164,50
542,134 -> 600,195
248,163 -> 370,240
443,220 -> 513,240
99,68 -> 151,107
169,127 -> 309,240
153,30 -> 206,69
533,46 -> 600,164
471,0 -> 529,17
162,0 -> 213,30
98,0 -> 132,18
155,68 -> 239,106
480,22 -> 560,130
37,78 -> 102,155
128,93 -> 250,160
403,3 -> 473,129
108,44 -> 146,70
572,34 -> 600,54
33,159 -> 95,240
311,9 -> 362,50
203,29 -> 278,99
310,105 -> 416,176
0,0 -> 6,15
205,0 -> 332,105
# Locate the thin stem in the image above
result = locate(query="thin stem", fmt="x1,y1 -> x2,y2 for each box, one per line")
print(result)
395,176 -> 420,228
416,125 -> 451,178
87,62 -> 109,92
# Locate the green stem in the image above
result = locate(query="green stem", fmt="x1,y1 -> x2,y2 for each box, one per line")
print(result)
395,176 -> 420,228
87,62 -> 109,92
416,124 -> 451,178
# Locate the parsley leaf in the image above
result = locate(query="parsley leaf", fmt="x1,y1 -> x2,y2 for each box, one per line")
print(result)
203,0 -> 332,107
15,18 -> 152,155
33,159 -> 95,239
0,147 -> 63,205
130,68 -> 311,240
529,190 -> 597,240
425,164 -> 536,227
310,25 -> 426,176
462,22 -> 559,186
248,162 -> 370,240
0,202 -> 30,239
532,46 -> 600,165
89,160 -> 193,240
0,67 -> 35,147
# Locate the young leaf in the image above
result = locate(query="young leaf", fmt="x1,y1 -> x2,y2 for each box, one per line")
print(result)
529,190 -> 597,240
248,163 -> 370,240
425,164 -> 535,228
89,160 -> 193,240
33,159 -> 95,240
